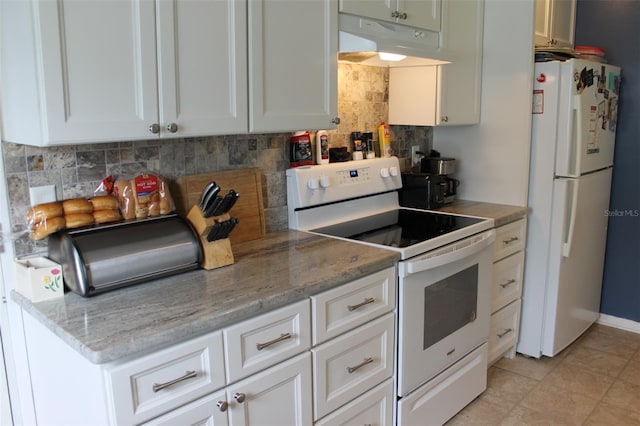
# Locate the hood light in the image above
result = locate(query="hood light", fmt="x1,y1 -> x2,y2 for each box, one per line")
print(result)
378,52 -> 407,62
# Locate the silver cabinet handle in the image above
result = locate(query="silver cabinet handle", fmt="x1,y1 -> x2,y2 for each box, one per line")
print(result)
391,10 -> 400,18
503,236 -> 519,244
441,115 -> 449,123
217,401 -> 228,412
256,332 -> 292,350
167,122 -> 178,133
347,357 -> 374,374
497,328 -> 513,339
331,117 -> 341,125
500,279 -> 516,288
233,392 -> 246,403
399,12 -> 407,19
347,297 -> 375,312
152,370 -> 197,392
149,123 -> 160,134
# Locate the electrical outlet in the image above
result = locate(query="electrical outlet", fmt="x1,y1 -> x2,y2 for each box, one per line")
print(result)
411,145 -> 422,169
29,185 -> 57,205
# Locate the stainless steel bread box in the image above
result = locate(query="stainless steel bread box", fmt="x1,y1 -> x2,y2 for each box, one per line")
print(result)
48,215 -> 202,297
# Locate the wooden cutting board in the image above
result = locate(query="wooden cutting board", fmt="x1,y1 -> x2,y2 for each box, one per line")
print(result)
172,168 -> 265,244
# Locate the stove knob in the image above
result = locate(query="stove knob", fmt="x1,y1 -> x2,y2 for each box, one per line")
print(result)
380,168 -> 390,178
307,177 -> 320,190
320,175 -> 330,188
389,166 -> 399,177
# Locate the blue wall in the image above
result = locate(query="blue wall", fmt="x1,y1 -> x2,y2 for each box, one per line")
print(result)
575,0 -> 640,322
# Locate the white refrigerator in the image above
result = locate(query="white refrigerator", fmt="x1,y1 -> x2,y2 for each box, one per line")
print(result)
518,58 -> 622,358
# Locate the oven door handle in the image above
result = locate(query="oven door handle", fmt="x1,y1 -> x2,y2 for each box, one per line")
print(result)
404,230 -> 496,275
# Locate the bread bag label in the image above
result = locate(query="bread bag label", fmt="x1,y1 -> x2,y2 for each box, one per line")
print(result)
134,174 -> 158,202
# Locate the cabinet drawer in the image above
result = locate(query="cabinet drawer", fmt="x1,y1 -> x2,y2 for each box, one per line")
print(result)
489,299 -> 522,364
493,219 -> 526,261
224,299 -> 311,383
314,378 -> 393,426
312,313 -> 395,420
311,267 -> 396,345
105,330 -> 226,426
491,251 -> 524,313
398,343 -> 487,426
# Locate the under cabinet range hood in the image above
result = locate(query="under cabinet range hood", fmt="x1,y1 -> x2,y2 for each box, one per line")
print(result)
339,14 -> 452,67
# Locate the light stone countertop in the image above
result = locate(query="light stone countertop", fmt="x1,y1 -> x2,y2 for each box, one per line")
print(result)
12,200 -> 526,365
437,200 -> 528,228
12,230 -> 399,365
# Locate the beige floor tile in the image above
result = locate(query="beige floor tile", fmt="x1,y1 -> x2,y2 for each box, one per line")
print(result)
563,345 -> 628,378
480,367 -> 538,409
494,353 -> 563,381
500,404 -> 575,426
577,326 -> 640,359
592,324 -> 640,344
540,362 -> 615,400
620,355 -> 640,386
446,397 -> 510,426
584,402 -> 640,426
519,385 -> 600,424
602,379 -> 640,415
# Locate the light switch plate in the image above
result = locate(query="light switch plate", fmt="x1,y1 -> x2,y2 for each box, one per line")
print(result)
29,185 -> 56,205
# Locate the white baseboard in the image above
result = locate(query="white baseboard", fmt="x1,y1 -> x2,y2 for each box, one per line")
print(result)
597,314 -> 640,334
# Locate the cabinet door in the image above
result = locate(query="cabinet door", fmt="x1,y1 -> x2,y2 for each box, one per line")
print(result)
156,0 -> 248,137
339,0 -> 395,24
534,0 -> 575,48
436,0 -> 484,125
37,0 -> 159,144
340,0 -> 441,31
143,389 -> 229,426
248,0 -> 337,132
401,0 -> 442,31
549,0 -> 575,48
226,352 -> 312,426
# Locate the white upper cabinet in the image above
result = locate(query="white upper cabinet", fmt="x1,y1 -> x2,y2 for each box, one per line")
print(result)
249,0 -> 338,132
1,0 -> 247,145
534,0 -> 576,48
1,0 -> 337,146
156,0 -> 248,138
389,0 -> 484,126
340,0 -> 441,32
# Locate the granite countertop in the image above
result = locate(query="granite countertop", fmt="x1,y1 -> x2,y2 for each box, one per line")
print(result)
13,230 -> 399,365
13,200 -> 526,366
437,200 -> 528,227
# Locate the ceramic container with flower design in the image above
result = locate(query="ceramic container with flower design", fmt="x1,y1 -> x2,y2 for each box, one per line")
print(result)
14,257 -> 64,302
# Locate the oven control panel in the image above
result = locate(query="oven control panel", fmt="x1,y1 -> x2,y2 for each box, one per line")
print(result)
286,157 -> 403,209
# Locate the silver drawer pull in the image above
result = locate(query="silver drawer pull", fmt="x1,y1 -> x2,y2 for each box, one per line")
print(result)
503,236 -> 519,244
500,279 -> 517,288
233,392 -> 246,403
217,401 -> 228,412
497,328 -> 513,339
347,357 -> 374,374
348,297 -> 375,312
152,370 -> 197,392
256,332 -> 292,351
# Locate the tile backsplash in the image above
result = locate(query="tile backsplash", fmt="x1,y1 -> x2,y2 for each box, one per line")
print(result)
2,62 -> 432,257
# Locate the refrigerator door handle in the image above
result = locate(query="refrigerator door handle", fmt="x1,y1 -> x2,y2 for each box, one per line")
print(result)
562,179 -> 580,257
570,94 -> 582,177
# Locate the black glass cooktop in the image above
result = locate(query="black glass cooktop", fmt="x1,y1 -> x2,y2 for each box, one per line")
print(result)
311,209 -> 485,248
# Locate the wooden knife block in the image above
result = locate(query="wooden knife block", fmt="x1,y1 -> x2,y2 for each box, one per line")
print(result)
186,205 -> 234,270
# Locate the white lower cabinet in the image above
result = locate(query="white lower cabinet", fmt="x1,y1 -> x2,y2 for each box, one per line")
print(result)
22,268 -> 396,425
312,313 -> 395,420
145,352 -> 312,426
489,219 -> 527,364
315,378 -> 394,426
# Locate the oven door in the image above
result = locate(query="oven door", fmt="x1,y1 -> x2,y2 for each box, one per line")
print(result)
396,229 -> 495,397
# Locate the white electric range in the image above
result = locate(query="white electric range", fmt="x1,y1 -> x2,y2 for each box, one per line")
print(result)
287,157 -> 496,425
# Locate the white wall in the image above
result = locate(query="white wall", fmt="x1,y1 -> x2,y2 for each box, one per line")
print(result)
433,0 -> 535,206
